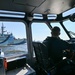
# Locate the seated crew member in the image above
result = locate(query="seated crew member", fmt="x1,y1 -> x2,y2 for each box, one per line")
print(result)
43,26 -> 73,64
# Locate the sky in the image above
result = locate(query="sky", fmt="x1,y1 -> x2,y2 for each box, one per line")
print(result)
0,8 -> 75,41
0,22 -> 26,39
32,21 -> 75,41
0,19 -> 75,41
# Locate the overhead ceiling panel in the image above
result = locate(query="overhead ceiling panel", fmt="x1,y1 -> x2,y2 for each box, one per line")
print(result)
0,0 -> 75,15
33,0 -> 75,14
0,0 -> 35,13
14,0 -> 45,7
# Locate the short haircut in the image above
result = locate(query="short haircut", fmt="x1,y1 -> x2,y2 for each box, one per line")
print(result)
51,26 -> 60,35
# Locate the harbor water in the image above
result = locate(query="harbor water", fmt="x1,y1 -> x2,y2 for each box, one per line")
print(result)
0,43 -> 28,58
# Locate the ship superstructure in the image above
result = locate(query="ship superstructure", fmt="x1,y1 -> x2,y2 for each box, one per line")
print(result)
0,23 -> 26,46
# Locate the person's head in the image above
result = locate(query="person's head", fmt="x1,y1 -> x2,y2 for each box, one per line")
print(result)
51,26 -> 60,37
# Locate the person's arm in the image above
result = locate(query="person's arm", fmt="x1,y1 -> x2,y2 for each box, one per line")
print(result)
64,43 -> 74,59
43,37 -> 50,48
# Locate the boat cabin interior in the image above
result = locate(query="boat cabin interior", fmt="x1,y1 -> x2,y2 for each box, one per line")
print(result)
0,0 -> 75,75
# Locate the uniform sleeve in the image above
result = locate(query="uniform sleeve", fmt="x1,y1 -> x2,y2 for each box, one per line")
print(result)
43,37 -> 50,47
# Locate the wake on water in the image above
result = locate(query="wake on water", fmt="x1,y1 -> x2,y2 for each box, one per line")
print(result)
0,43 -> 28,57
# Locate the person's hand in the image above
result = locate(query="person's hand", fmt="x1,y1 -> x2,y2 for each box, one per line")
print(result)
63,49 -> 74,59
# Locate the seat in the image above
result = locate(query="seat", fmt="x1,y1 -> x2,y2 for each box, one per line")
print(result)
33,42 -> 56,75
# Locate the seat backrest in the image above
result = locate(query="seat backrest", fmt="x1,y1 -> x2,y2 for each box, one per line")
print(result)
33,42 -> 54,70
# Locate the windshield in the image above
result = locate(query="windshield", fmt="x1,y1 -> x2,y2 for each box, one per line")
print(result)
63,20 -> 75,38
0,21 -> 27,58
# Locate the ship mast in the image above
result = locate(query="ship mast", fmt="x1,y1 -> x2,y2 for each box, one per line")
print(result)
1,23 -> 6,36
